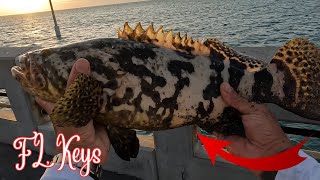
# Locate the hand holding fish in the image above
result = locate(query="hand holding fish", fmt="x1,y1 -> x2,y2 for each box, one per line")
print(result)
35,59 -> 110,164
218,82 -> 293,175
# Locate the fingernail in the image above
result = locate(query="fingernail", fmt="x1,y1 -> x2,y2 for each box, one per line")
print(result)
221,82 -> 233,93
75,59 -> 90,73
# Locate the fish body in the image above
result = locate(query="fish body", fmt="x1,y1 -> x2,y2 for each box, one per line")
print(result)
11,23 -> 320,160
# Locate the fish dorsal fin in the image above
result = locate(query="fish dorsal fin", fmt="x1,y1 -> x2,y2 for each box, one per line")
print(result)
203,38 -> 266,72
118,23 -> 265,72
118,22 -> 210,56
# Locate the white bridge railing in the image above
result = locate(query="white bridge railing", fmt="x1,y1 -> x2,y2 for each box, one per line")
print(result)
0,47 -> 319,180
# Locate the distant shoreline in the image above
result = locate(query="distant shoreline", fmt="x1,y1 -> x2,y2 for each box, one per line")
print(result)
0,0 -> 148,17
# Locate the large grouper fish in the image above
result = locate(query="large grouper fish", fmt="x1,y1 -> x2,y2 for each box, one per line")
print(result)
11,22 -> 320,161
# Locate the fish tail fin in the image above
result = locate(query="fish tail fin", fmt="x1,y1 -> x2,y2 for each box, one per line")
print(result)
263,38 -> 320,120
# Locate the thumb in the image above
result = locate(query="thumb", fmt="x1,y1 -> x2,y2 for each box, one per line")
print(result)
35,97 -> 55,114
220,82 -> 253,115
67,58 -> 91,88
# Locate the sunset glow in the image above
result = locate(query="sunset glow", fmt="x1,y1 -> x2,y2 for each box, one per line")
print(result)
0,0 -> 146,16
0,0 -> 47,15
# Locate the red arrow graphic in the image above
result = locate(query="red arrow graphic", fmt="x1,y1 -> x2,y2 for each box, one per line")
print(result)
197,133 -> 309,171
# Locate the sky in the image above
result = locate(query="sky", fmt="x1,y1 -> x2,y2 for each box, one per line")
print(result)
0,0 -> 145,16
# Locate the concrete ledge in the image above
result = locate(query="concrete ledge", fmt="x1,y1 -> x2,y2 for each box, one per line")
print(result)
104,147 -> 157,180
187,157 -> 256,180
0,47 -> 34,61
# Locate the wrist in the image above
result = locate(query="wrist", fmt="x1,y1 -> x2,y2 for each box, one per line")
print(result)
269,138 -> 292,155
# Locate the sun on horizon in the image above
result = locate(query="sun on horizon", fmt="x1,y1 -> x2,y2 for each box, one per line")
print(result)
0,0 -> 146,16
0,0 -> 48,16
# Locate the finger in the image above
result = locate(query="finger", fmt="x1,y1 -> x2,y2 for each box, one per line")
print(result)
35,97 -> 55,114
96,127 -> 110,146
220,135 -> 247,156
67,58 -> 91,88
220,82 -> 253,114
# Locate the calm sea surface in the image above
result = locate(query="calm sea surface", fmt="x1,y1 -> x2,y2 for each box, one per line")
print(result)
0,0 -> 319,150
0,0 -> 319,47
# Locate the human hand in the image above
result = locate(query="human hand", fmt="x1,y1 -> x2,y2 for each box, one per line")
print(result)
35,58 -> 110,164
218,82 -> 293,175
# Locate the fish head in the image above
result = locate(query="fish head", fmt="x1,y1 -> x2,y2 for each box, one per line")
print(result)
11,49 -> 65,102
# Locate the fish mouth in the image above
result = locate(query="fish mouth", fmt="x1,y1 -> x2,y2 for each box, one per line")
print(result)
11,53 -> 47,95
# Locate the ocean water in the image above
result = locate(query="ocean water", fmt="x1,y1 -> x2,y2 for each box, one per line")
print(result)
0,0 -> 319,151
0,0 -> 319,47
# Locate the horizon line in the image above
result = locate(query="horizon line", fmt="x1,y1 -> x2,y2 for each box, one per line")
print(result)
0,0 -> 148,17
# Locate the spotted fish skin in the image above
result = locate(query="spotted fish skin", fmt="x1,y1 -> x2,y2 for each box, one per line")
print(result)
12,38 -> 242,130
11,22 -> 320,161
11,36 -> 320,133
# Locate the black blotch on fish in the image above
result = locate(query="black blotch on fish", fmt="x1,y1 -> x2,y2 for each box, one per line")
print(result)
91,40 -> 107,49
161,77 -> 190,126
132,93 -> 143,113
230,58 -> 247,70
215,107 -> 245,136
42,61 -> 67,92
111,97 -> 122,106
208,48 -> 225,61
113,47 -> 164,87
132,46 -> 157,60
196,106 -> 244,137
60,51 -> 76,61
203,60 -> 224,100
124,88 -> 134,100
174,51 -> 196,59
167,60 -> 195,77
153,76 -> 166,87
272,60 -> 296,102
154,69 -> 192,126
40,49 -> 52,59
132,65 -> 154,78
85,56 -> 117,80
196,100 -> 214,119
113,47 -> 167,99
103,79 -> 118,90
111,45 -> 193,127
140,79 -> 161,102
228,67 -> 245,90
252,68 -> 273,102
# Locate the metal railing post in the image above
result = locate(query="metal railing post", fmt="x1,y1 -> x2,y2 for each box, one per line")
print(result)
49,0 -> 61,38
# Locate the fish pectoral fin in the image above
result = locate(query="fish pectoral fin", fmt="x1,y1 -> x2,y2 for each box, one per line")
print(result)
197,107 -> 245,137
50,73 -> 102,127
105,125 -> 140,161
